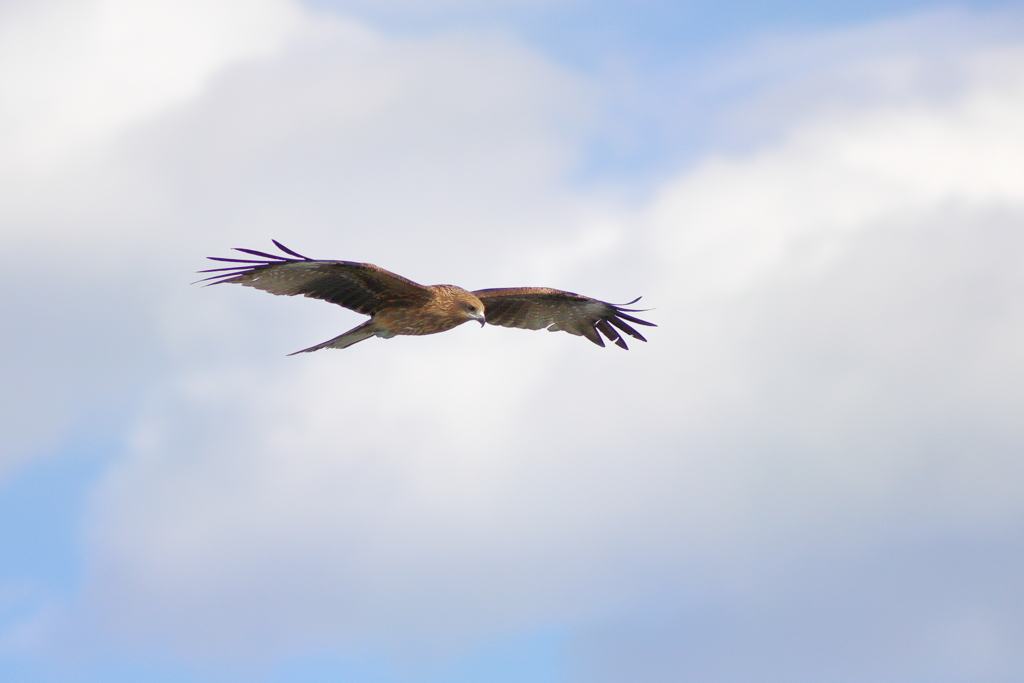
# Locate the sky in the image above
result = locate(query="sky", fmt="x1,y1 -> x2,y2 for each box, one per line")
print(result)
1,0 -> 1023,681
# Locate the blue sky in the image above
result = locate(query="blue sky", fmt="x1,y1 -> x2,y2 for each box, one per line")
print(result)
1,1 -> 1023,681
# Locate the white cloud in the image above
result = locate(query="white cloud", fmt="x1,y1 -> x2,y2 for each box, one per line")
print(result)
0,0 -> 590,479
0,0 -> 303,174
2,2 -> 1022,679
61,13 -> 1024,675
0,0 -> 303,478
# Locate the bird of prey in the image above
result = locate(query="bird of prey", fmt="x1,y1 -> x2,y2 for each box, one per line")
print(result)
199,240 -> 655,354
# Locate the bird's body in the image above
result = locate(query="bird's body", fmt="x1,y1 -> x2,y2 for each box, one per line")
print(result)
199,241 -> 654,354
370,285 -> 485,336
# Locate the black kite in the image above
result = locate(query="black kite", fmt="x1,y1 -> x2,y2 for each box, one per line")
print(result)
199,241 -> 655,354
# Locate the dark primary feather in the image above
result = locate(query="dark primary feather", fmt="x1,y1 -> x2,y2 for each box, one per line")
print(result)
198,241 -> 431,315
472,287 -> 655,349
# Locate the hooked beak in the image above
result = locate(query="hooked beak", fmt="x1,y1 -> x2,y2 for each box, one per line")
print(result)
472,311 -> 486,327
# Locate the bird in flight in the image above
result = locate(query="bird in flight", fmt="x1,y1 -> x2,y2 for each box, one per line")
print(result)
199,241 -> 655,355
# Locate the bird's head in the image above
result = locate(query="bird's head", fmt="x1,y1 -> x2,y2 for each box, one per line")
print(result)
459,294 -> 487,327
439,286 -> 487,327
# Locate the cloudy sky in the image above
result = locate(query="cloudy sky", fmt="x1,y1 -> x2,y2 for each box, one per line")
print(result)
2,0 -> 1023,681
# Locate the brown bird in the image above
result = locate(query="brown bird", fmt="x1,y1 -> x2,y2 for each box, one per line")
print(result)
199,240 -> 655,354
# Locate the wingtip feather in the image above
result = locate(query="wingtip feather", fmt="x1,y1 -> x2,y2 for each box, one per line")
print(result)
272,240 -> 312,260
233,247 -> 288,260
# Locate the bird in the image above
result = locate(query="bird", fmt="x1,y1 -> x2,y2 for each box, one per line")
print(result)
198,240 -> 655,354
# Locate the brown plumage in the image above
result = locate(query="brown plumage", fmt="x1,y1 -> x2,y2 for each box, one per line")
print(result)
198,240 -> 655,354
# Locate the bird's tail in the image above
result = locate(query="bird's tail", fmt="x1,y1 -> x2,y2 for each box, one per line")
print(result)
288,321 -> 378,355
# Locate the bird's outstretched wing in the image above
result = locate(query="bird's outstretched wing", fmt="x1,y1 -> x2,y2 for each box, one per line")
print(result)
472,287 -> 655,349
198,240 -> 432,315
